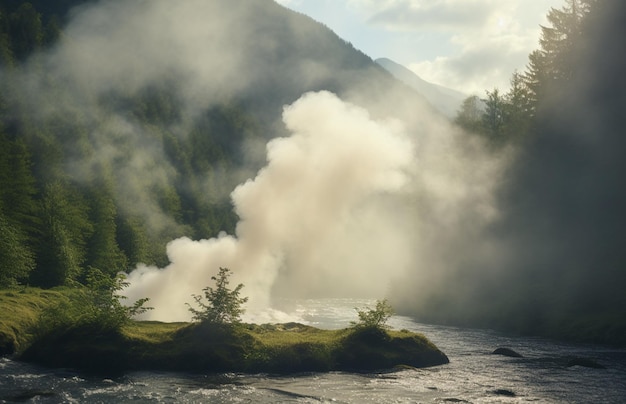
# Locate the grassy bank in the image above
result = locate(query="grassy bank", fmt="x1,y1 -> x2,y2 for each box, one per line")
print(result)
19,321 -> 448,374
0,288 -> 81,355
1,288 -> 449,374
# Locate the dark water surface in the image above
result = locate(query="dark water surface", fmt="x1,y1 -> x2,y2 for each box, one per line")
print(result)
2,298 -> 625,403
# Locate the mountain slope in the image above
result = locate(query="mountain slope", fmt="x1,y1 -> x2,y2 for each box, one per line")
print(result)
376,58 -> 466,118
0,0 -> 436,285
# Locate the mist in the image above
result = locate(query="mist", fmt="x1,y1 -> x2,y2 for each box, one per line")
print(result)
123,84 -> 504,322
391,1 -> 626,340
125,90 -> 419,321
3,0 -> 506,324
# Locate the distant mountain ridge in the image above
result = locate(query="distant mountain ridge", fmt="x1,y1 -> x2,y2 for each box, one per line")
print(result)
376,58 -> 466,118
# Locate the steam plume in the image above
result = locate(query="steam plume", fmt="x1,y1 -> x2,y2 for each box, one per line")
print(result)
124,91 -> 415,321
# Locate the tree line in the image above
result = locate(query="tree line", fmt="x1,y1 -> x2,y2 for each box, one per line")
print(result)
454,0 -> 595,149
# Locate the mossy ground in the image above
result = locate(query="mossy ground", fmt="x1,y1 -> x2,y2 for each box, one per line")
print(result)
1,288 -> 449,374
0,287 -> 81,354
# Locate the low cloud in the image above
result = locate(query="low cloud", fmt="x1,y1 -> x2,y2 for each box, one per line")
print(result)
367,0 -> 495,31
328,0 -> 561,93
124,91 -> 417,321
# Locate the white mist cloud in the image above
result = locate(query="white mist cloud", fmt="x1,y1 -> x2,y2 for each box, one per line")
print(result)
124,91 -> 416,321
54,0 -> 252,101
9,0 -> 305,237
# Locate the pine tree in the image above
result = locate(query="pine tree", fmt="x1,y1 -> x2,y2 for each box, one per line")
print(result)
454,95 -> 484,134
503,71 -> 533,141
0,132 -> 39,285
30,181 -> 93,287
524,0 -> 590,110
482,88 -> 506,146
86,185 -> 128,277
0,212 -> 35,287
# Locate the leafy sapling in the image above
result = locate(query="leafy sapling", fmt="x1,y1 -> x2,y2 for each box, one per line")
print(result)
351,299 -> 394,330
187,267 -> 248,324
83,267 -> 152,328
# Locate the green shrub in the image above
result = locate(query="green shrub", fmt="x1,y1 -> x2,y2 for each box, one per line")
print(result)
351,299 -> 394,330
32,268 -> 151,338
186,267 -> 248,325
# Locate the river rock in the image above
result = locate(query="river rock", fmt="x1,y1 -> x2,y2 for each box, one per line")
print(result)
566,357 -> 606,369
492,389 -> 516,397
492,347 -> 523,358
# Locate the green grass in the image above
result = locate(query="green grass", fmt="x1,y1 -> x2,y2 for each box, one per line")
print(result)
0,287 -> 81,354
122,320 -> 188,343
2,288 -> 449,374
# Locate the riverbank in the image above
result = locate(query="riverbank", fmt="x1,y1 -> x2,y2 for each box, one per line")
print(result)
0,288 -> 80,355
3,311 -> 624,403
0,289 -> 448,374
19,321 -> 449,374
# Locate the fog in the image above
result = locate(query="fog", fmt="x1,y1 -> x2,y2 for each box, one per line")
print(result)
391,1 -> 626,334
122,82 -> 503,322
6,0 -> 511,324
125,91 -> 417,321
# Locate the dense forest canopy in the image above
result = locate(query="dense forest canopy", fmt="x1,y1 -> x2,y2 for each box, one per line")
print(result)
0,0 -> 624,345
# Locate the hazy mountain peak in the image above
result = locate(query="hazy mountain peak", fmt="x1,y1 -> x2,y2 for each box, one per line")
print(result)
376,58 -> 466,118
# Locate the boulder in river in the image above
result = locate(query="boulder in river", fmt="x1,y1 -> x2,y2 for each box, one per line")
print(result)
566,357 -> 606,369
492,347 -> 523,358
492,389 -> 516,397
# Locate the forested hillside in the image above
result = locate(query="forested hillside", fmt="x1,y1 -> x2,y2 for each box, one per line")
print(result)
0,0 -> 426,289
0,1 -> 410,287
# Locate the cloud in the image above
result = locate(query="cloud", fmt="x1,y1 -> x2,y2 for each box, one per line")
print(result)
311,0 -> 562,93
396,1 -> 550,93
367,0 -> 496,31
408,28 -> 535,94
124,91 -> 418,321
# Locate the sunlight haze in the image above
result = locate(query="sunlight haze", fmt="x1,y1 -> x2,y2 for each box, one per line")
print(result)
275,0 -> 563,94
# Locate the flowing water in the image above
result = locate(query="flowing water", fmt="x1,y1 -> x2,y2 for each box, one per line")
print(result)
2,298 -> 625,403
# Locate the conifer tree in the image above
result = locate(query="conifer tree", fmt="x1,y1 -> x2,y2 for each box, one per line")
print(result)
523,0 -> 591,110
30,181 -> 93,287
482,88 -> 506,145
86,185 -> 128,277
455,95 -> 483,134
0,132 -> 39,285
0,212 -> 35,287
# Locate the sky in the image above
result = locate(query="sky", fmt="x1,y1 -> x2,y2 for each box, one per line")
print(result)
274,0 -> 563,95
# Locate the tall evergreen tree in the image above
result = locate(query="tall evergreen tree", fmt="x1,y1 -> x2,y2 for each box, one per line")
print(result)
0,213 -> 35,287
454,95 -> 483,134
524,0 -> 591,110
30,181 -> 93,287
502,71 -> 533,142
481,88 -> 506,146
0,132 -> 39,285
85,184 -> 128,277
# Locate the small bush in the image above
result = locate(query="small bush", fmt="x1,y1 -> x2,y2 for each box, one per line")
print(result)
32,268 -> 151,338
187,267 -> 248,325
351,299 -> 394,330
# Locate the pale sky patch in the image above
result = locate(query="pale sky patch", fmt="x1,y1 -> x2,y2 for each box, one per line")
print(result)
275,0 -> 563,94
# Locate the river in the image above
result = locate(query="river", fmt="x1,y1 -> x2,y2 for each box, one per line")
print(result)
1,298 -> 625,403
